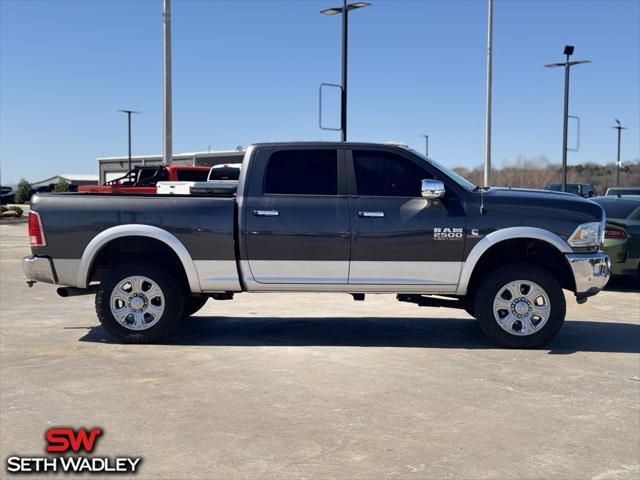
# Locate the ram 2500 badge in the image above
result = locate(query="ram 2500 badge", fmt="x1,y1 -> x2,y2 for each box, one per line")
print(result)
23,142 -> 610,347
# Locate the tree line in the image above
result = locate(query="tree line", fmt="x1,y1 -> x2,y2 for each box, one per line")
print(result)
453,157 -> 640,194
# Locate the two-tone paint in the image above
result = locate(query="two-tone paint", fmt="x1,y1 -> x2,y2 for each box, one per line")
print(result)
26,142 -> 608,297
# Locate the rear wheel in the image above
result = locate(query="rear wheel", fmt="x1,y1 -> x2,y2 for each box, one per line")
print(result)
474,263 -> 565,348
95,262 -> 184,343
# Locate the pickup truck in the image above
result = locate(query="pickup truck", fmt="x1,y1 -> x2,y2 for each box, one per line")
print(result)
23,142 -> 610,347
156,163 -> 242,195
79,165 -> 211,194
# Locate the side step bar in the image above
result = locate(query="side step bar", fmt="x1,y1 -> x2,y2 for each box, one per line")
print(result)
396,294 -> 467,310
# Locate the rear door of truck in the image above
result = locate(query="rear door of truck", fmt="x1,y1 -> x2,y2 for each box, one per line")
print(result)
243,146 -> 350,284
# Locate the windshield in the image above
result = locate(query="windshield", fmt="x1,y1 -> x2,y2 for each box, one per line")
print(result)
409,149 -> 476,191
545,184 -> 580,194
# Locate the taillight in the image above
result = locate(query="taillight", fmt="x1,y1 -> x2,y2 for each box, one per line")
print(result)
605,226 -> 627,239
28,211 -> 46,246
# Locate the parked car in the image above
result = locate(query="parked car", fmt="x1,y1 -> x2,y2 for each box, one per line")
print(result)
78,165 -> 211,194
1,186 -> 15,205
24,142 -> 610,347
544,183 -> 597,198
605,187 -> 640,197
592,195 -> 640,278
156,164 -> 242,195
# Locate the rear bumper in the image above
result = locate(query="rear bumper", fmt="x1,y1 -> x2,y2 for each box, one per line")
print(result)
565,252 -> 610,298
22,256 -> 57,284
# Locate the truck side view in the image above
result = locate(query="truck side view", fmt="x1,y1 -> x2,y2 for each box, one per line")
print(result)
24,142 -> 610,347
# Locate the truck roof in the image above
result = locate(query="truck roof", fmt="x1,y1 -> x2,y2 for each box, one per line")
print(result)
250,141 -> 409,149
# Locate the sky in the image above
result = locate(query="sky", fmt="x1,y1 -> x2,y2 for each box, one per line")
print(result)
1,0 -> 639,184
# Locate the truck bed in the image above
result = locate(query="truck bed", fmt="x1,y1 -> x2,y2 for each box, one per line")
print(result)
31,192 -> 238,275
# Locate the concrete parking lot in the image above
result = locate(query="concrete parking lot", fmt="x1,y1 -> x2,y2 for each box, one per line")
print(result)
1,219 -> 639,479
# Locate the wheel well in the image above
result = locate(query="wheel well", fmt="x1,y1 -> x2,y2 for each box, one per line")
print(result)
466,238 -> 575,297
88,236 -> 189,289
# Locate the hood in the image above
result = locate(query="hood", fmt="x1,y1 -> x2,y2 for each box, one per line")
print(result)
480,187 -> 604,224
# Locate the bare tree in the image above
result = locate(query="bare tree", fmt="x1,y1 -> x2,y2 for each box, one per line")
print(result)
454,157 -> 639,194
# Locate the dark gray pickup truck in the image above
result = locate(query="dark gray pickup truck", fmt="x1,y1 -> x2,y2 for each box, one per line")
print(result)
24,142 -> 610,347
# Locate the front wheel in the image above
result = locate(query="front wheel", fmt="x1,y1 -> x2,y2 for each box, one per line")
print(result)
183,295 -> 209,318
474,263 -> 566,348
95,262 -> 185,343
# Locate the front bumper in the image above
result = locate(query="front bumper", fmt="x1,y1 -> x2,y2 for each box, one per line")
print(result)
565,252 -> 610,298
22,256 -> 57,284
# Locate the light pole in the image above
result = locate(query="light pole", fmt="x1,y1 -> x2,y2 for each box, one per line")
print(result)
545,45 -> 590,192
320,1 -> 370,142
613,118 -> 626,186
118,110 -> 140,177
420,134 -> 429,156
163,0 -> 173,165
483,0 -> 493,187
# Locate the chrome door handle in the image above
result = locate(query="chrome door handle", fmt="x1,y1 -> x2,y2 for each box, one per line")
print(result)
253,209 -> 279,217
358,211 -> 384,218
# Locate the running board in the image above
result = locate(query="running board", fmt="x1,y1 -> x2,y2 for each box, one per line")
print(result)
396,294 -> 466,310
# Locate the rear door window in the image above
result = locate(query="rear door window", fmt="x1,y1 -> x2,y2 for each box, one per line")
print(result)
177,170 -> 209,181
264,149 -> 338,195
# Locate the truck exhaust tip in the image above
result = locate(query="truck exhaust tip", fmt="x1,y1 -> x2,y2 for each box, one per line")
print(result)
57,287 -> 95,297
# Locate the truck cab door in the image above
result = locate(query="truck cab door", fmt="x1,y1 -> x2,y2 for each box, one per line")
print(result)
346,148 -> 466,288
243,147 -> 350,285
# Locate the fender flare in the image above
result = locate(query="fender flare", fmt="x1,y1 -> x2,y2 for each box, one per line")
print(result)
456,227 -> 572,295
76,224 -> 202,293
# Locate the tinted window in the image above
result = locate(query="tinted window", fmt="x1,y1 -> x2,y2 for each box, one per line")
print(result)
353,150 -> 431,197
177,170 -> 209,181
264,149 -> 338,195
607,188 -> 640,196
595,199 -> 640,219
209,165 -> 241,180
137,168 -> 158,182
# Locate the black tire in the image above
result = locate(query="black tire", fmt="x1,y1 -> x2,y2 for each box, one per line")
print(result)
463,294 -> 476,318
183,295 -> 209,318
474,262 -> 566,348
95,262 -> 185,343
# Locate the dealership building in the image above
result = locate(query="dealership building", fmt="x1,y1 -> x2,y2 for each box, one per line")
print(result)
31,174 -> 99,192
98,149 -> 246,184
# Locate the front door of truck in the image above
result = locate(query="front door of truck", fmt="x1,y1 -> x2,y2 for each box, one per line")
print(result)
244,147 -> 350,284
346,148 -> 466,286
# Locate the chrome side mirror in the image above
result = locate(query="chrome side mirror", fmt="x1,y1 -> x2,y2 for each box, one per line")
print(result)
421,179 -> 445,199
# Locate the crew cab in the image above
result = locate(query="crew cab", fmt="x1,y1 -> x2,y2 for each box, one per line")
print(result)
23,142 -> 610,347
79,165 -> 210,194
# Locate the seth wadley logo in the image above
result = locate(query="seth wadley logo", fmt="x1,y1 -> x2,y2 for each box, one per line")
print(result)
6,427 -> 142,474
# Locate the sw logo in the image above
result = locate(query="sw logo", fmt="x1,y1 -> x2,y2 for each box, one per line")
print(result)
46,427 -> 103,453
5,427 -> 142,474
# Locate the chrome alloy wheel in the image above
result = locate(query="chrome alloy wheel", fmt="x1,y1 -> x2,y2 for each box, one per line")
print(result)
109,276 -> 165,331
492,280 -> 551,336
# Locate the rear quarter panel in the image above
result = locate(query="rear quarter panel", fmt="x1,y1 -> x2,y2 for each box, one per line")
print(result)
31,193 -> 236,261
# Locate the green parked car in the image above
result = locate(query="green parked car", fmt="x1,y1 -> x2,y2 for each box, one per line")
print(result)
592,195 -> 640,278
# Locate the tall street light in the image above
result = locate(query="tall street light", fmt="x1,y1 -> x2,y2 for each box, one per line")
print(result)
420,134 -> 429,156
545,45 -> 590,192
483,0 -> 493,187
118,110 -> 140,176
320,1 -> 370,142
163,0 -> 173,165
613,118 -> 626,186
